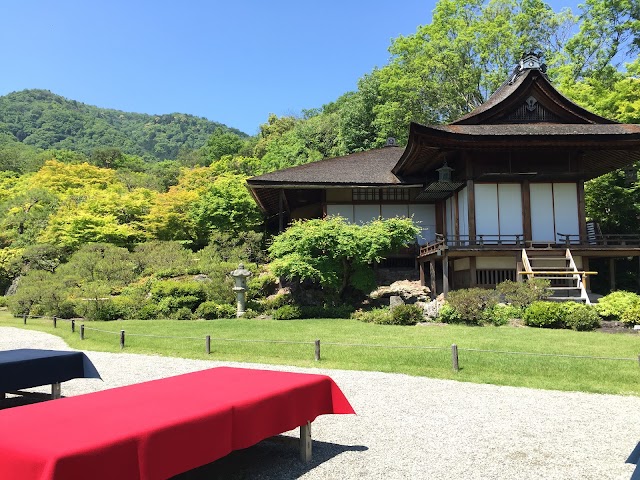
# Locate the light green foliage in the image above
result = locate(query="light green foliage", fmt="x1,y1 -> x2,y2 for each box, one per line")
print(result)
621,304 -> 640,325
437,304 -> 464,323
446,287 -> 499,325
389,304 -> 424,325
268,216 -> 419,299
351,307 -> 393,324
272,304 -> 302,320
132,241 -> 194,277
563,302 -> 601,331
487,304 -> 523,326
523,301 -> 568,328
595,291 -> 640,320
495,279 -> 551,308
195,301 -> 236,320
202,130 -> 246,164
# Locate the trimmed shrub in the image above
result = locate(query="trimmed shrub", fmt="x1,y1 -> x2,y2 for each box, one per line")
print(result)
0,296 -> 7,308
171,307 -> 194,320
137,303 -> 159,320
446,287 -> 499,325
621,304 -> 640,326
300,305 -> 355,319
256,293 -> 291,312
388,304 -> 423,325
437,304 -> 463,323
195,301 -> 236,319
496,279 -> 550,308
487,304 -> 522,326
242,308 -> 258,319
563,303 -> 601,331
272,305 -> 302,320
595,291 -> 640,320
351,307 -> 392,324
523,301 -> 567,328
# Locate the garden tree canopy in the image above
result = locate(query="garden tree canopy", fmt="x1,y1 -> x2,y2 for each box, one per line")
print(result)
268,217 -> 419,299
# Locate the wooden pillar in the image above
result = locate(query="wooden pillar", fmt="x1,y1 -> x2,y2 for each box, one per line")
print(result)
278,189 -> 285,233
430,259 -> 437,299
454,190 -> 460,239
516,259 -> 523,283
610,257 -> 616,292
443,254 -> 450,297
469,256 -> 477,287
419,260 -> 426,287
522,180 -> 532,243
583,257 -> 591,291
467,180 -> 476,243
577,180 -> 587,243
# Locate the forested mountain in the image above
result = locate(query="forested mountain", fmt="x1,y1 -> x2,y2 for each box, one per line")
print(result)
0,89 -> 246,160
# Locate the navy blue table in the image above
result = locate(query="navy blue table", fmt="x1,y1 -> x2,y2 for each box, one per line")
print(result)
0,349 -> 101,399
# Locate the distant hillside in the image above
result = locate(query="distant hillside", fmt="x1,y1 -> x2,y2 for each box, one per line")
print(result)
0,89 -> 247,160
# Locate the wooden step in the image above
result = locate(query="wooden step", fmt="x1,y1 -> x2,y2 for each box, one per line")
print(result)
530,266 -> 571,270
547,297 -> 586,303
527,256 -> 568,261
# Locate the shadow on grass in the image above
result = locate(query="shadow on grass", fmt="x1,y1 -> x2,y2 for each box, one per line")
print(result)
173,438 -> 368,480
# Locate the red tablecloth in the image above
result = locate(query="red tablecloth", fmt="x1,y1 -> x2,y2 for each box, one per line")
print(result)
0,367 -> 354,480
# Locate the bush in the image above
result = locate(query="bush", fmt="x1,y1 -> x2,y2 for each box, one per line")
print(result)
621,304 -> 640,326
496,279 -> 550,308
195,301 -> 236,319
595,291 -> 640,320
563,303 -> 601,331
437,304 -> 463,324
256,293 -> 291,312
299,304 -> 355,319
446,287 -> 499,325
137,303 -> 159,320
248,273 -> 278,299
523,301 -> 567,328
242,308 -> 258,319
487,304 -> 522,326
272,305 -> 302,320
171,307 -> 194,320
0,296 -> 7,308
351,307 -> 392,324
388,304 -> 423,325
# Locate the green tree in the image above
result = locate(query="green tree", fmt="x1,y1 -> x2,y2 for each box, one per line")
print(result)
269,217 -> 419,299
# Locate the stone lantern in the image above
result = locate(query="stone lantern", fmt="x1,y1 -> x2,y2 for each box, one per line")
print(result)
230,263 -> 252,317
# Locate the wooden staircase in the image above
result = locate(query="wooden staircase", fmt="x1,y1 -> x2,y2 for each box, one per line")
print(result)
520,249 -> 591,304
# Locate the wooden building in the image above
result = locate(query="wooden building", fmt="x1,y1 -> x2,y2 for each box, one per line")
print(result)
247,54 -> 640,302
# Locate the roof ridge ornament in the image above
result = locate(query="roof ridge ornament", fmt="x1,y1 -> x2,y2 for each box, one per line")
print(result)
509,51 -> 547,84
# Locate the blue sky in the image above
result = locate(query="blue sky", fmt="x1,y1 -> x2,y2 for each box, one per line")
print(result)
1,1 -> 581,135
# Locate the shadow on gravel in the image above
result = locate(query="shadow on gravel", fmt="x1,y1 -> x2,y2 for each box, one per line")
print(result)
173,438 -> 368,480
0,392 -> 55,410
0,396 -> 366,479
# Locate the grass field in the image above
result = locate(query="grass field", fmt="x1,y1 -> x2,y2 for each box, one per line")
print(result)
2,309 -> 640,396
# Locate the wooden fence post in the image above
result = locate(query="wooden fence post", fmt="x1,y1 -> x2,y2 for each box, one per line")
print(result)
53,316 -> 57,328
206,335 -> 211,355
71,319 -> 75,333
120,330 -> 125,350
80,324 -> 85,340
23,314 -> 27,325
451,344 -> 459,372
314,339 -> 321,361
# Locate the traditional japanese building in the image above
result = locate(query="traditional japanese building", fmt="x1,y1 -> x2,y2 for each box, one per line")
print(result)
247,54 -> 640,302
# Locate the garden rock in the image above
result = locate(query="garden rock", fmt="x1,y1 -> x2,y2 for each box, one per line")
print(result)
369,280 -> 430,306
389,295 -> 404,309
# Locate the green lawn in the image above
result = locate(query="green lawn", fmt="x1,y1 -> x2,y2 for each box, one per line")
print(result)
2,310 -> 640,396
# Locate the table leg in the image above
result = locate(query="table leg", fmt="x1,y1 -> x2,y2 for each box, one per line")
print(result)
51,383 -> 61,399
300,421 -> 312,462
1,392 -> 4,400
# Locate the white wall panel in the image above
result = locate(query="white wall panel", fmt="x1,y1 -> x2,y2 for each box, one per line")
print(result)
530,183 -> 555,241
457,187 -> 469,237
475,183 -> 499,236
553,183 -> 579,238
354,204 -> 380,224
326,204 -> 354,222
498,184 -> 523,237
381,204 -> 409,219
409,204 -> 436,244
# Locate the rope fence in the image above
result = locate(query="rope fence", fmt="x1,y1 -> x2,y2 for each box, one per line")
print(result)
13,313 -> 640,372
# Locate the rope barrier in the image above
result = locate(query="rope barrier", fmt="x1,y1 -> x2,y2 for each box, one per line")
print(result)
459,347 -> 636,362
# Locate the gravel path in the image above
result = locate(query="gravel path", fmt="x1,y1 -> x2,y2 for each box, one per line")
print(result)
1,326 -> 640,479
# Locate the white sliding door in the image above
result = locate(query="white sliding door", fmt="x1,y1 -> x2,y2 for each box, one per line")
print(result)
381,204 -> 409,219
553,183 -> 579,238
530,183 -> 555,241
354,205 -> 380,224
498,184 -> 523,238
410,204 -> 436,244
475,184 -> 499,237
457,188 -> 468,237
